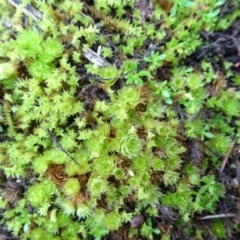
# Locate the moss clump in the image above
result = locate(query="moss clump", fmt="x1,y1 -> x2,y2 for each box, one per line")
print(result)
0,0 -> 239,239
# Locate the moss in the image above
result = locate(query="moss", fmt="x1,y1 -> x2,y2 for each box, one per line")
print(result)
0,0 -> 238,239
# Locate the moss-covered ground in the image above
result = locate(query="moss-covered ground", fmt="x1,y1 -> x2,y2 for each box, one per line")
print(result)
0,0 -> 240,239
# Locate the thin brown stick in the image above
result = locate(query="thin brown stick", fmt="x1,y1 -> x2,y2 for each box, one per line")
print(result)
198,213 -> 237,220
220,136 -> 237,173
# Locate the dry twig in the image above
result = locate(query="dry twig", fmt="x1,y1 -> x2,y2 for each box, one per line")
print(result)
198,213 -> 237,220
220,136 -> 237,173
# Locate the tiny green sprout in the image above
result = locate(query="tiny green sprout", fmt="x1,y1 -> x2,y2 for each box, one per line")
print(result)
197,124 -> 214,141
194,175 -> 225,213
123,60 -> 138,72
140,218 -> 161,240
144,51 -> 166,71
125,72 -> 143,86
150,80 -> 173,104
123,60 -> 149,86
125,69 -> 151,86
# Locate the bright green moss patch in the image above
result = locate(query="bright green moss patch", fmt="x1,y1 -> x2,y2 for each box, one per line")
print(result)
0,0 -> 240,239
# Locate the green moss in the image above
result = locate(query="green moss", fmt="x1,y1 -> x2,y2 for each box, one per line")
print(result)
211,219 -> 227,239
63,178 -> 81,196
25,179 -> 56,207
0,0 -> 238,239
